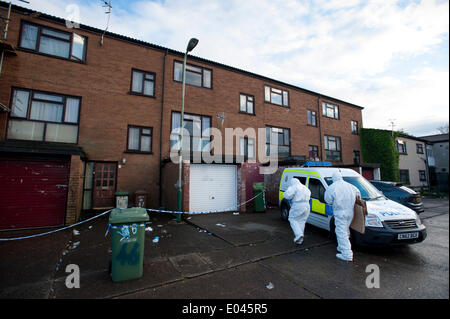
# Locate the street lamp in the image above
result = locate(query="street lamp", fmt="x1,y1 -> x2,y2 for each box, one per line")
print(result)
177,38 -> 199,222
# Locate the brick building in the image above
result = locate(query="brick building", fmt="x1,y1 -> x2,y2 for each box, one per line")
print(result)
0,2 -> 363,230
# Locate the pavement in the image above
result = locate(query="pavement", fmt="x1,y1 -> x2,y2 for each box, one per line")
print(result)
0,197 -> 448,299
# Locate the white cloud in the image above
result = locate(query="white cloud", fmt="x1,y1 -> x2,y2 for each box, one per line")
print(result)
11,0 -> 449,136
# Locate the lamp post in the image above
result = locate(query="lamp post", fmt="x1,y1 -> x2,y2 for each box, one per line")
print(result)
177,38 -> 199,222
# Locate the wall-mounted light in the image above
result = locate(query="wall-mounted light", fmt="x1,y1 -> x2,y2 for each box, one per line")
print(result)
122,157 -> 126,164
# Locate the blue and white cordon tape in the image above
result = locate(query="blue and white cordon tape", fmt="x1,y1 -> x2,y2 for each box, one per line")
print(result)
0,191 -> 265,242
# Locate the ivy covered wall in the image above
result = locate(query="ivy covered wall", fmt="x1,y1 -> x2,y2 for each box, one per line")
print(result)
360,128 -> 399,181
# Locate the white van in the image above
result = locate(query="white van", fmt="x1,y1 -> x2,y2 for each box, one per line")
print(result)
278,164 -> 427,246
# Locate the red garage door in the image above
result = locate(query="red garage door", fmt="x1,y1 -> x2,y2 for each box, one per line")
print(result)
0,157 -> 70,230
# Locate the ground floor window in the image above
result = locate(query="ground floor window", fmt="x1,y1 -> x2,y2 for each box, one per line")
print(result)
419,170 -> 427,182
399,169 -> 410,184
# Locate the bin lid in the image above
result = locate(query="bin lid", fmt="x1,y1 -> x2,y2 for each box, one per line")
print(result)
109,208 -> 149,224
115,191 -> 129,196
253,182 -> 265,190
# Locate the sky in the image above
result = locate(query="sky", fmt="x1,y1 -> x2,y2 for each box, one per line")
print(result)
10,0 -> 449,137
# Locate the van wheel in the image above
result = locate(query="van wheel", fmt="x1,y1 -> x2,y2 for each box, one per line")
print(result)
281,204 -> 289,221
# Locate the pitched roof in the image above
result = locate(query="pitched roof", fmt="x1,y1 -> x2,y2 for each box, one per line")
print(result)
419,133 -> 449,143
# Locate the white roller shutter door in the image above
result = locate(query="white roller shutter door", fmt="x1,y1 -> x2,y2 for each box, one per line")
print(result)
189,164 -> 237,213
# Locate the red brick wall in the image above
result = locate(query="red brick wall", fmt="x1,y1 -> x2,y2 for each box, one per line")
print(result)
0,9 -> 363,219
66,155 -> 84,224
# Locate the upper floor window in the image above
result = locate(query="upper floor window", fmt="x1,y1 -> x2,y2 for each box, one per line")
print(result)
130,69 -> 155,97
19,21 -> 87,62
396,140 -> 407,154
351,120 -> 359,134
322,102 -> 339,119
307,110 -> 317,126
264,85 -> 289,107
8,87 -> 80,144
266,125 -> 290,158
324,135 -> 341,162
127,125 -> 152,153
173,61 -> 212,88
239,93 -> 254,115
416,143 -> 424,154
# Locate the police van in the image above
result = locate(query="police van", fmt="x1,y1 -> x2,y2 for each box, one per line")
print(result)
278,162 -> 427,246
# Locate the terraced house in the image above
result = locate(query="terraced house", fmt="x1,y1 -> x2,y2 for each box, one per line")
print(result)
0,2 -> 364,230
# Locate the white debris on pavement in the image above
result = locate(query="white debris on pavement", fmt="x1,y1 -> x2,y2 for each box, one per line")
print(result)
266,282 -> 274,290
69,241 -> 80,250
73,229 -> 80,236
216,223 -> 226,227
88,226 -> 93,230
233,212 -> 239,215
152,236 -> 159,243
145,226 -> 153,232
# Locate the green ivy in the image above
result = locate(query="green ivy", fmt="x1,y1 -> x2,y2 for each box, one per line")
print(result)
360,128 -> 399,181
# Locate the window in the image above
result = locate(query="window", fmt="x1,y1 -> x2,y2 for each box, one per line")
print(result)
322,102 -> 339,119
396,140 -> 407,154
308,178 -> 326,202
130,69 -> 155,97
173,61 -> 212,88
266,125 -> 290,158
127,125 -> 152,153
8,88 -> 80,143
294,176 -> 307,185
419,170 -> 427,182
351,120 -> 359,134
19,21 -> 87,62
170,112 -> 211,152
239,93 -> 254,114
324,135 -> 341,162
264,85 -> 289,107
308,145 -> 319,160
240,137 -> 255,159
416,143 -> 424,154
353,150 -> 361,164
307,110 -> 317,126
399,169 -> 410,184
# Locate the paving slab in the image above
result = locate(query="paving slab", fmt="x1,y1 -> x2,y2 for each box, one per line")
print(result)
118,262 -> 318,299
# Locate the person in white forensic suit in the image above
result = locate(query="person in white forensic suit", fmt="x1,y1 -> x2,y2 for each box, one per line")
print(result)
324,171 -> 361,261
283,178 -> 311,245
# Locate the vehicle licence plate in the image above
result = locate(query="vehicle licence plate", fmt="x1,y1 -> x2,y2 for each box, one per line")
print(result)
398,232 -> 419,240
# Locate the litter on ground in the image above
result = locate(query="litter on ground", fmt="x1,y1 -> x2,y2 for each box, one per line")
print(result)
145,226 -> 153,232
73,229 -> 80,236
216,223 -> 226,227
266,282 -> 274,290
152,236 -> 159,243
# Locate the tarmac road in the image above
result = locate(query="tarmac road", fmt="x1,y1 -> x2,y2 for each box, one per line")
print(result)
0,197 -> 448,299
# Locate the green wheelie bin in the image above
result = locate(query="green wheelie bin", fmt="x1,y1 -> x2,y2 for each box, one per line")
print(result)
253,182 -> 266,212
108,207 -> 149,282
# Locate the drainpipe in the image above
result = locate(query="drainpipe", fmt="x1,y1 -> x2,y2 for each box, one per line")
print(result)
0,1 -> 12,76
158,49 -> 168,207
317,95 -> 323,160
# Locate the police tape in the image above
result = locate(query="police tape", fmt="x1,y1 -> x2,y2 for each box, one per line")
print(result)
0,209 -> 113,242
145,191 -> 264,215
0,191 -> 265,241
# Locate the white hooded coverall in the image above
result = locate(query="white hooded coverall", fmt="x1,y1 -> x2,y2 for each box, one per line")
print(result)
283,178 -> 311,243
324,171 -> 361,261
